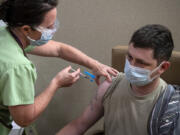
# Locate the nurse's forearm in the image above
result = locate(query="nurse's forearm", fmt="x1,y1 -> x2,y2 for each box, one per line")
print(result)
9,80 -> 59,127
59,43 -> 98,69
28,41 -> 100,71
31,80 -> 58,123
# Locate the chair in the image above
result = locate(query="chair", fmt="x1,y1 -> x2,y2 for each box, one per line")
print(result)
112,45 -> 180,85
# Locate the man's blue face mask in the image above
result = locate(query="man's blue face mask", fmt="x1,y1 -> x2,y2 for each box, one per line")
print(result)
124,58 -> 163,86
27,19 -> 59,46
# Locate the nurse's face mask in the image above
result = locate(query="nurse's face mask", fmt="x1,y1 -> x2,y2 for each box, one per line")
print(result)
27,19 -> 59,46
124,58 -> 163,86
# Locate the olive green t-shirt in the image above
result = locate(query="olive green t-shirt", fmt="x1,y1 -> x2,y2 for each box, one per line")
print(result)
0,26 -> 37,135
103,73 -> 167,135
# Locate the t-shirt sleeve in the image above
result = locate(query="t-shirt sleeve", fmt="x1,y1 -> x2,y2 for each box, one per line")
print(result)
24,45 -> 36,53
102,72 -> 124,104
0,64 -> 37,106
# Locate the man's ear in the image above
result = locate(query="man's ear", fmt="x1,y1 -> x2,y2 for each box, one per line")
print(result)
158,61 -> 170,74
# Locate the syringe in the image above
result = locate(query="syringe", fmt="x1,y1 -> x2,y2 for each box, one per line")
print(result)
70,68 -> 90,79
70,68 -> 96,82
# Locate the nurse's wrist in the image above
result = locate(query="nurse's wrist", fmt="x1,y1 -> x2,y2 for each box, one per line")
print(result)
88,59 -> 100,70
49,79 -> 61,92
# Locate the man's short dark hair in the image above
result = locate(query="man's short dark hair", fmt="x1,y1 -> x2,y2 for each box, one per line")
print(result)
129,24 -> 174,63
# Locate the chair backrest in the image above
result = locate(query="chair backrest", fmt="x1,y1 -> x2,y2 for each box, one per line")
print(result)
112,45 -> 180,85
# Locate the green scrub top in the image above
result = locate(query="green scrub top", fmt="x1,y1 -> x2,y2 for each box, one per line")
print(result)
0,26 -> 37,135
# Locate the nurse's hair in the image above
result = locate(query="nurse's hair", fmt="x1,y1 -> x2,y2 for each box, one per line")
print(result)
0,0 -> 58,28
129,24 -> 174,64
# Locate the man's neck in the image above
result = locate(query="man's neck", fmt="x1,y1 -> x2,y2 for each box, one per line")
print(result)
131,78 -> 160,96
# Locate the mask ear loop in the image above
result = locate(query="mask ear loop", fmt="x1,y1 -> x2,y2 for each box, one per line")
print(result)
149,62 -> 164,81
27,26 -> 42,42
35,27 -> 44,33
27,36 -> 36,42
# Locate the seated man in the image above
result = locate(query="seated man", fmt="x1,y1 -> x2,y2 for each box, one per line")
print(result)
56,24 -> 174,135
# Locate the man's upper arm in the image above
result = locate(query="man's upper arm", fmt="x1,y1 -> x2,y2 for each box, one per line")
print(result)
57,81 -> 111,135
74,81 -> 112,132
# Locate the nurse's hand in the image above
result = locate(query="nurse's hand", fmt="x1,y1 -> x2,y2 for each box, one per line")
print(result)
53,66 -> 80,88
92,61 -> 119,85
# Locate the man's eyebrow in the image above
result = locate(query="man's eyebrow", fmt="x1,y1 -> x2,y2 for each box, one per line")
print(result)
136,58 -> 151,66
127,52 -> 151,66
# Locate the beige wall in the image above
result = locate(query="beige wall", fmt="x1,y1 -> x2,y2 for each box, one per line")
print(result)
28,0 -> 180,134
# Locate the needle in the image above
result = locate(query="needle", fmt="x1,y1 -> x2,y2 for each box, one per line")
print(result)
70,68 -> 89,79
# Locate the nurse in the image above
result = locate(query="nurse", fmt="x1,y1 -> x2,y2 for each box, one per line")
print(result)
0,0 -> 118,134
